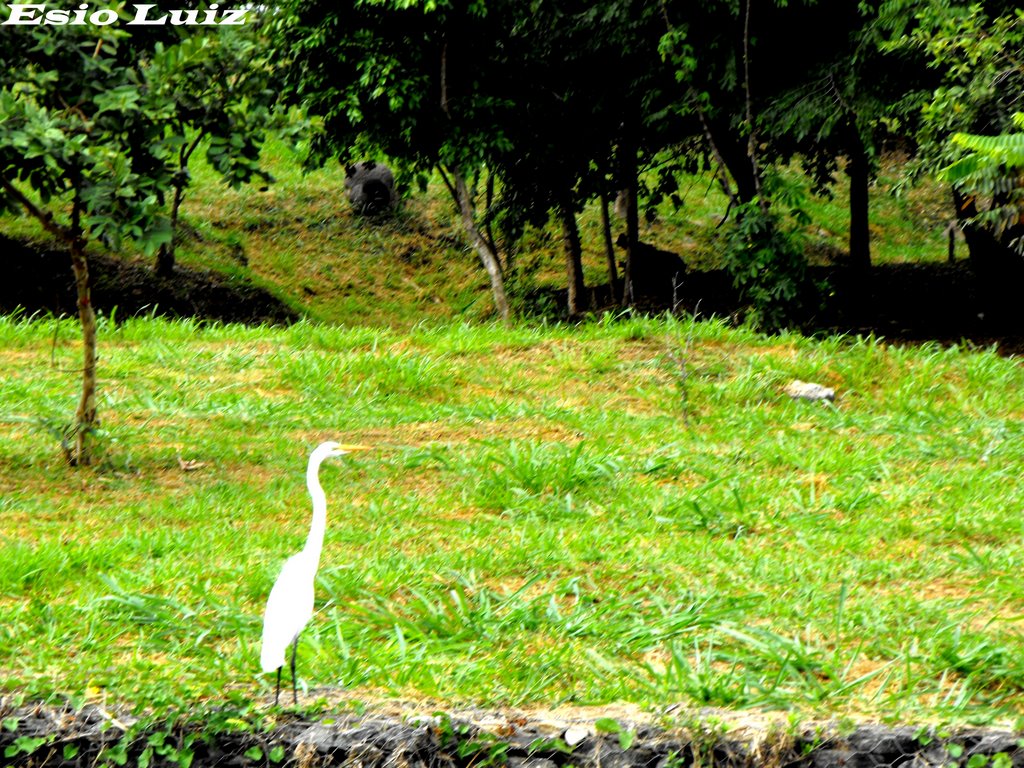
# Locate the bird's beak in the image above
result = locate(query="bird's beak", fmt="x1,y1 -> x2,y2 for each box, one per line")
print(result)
335,444 -> 371,454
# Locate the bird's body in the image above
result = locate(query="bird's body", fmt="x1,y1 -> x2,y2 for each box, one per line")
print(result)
259,441 -> 366,706
259,551 -> 317,673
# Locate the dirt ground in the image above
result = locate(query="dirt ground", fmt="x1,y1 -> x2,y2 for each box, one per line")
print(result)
2,694 -> 1021,768
1,236 -> 297,326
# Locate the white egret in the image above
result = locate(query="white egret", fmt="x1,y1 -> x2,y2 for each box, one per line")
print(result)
260,440 -> 368,706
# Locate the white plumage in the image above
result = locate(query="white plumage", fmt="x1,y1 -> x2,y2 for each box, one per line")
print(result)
260,552 -> 317,674
259,440 -> 367,706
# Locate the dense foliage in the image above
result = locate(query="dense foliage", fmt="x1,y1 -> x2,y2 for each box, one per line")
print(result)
900,4 -> 1024,312
267,0 -> 1023,327
2,0 -> 1023,333
0,7 -> 283,463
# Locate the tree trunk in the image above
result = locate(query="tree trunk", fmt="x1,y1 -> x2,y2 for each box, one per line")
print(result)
437,44 -> 509,322
847,135 -> 871,272
599,189 -> 619,304
557,199 -> 587,316
449,169 -> 510,323
617,142 -> 641,307
68,229 -> 99,466
155,137 -> 201,278
953,187 -> 1024,322
483,171 -> 501,271
708,120 -> 760,204
0,176 -> 100,463
154,182 -> 185,277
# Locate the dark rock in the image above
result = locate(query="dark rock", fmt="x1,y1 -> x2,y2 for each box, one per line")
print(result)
2,699 -> 1023,768
344,161 -> 397,216
909,746 -> 960,768
966,733 -> 1022,756
810,748 -> 869,768
846,725 -> 924,756
508,758 -> 559,768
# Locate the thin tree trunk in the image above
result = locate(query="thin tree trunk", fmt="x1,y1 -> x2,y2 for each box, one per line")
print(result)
705,124 -> 756,204
558,199 -> 586,316
676,2 -> 763,210
155,134 -> 201,277
483,171 -> 501,271
155,182 -> 184,277
437,43 -> 509,323
847,135 -> 871,271
68,199 -> 98,466
741,0 -> 766,211
0,174 -> 100,464
439,165 -> 511,323
617,142 -> 640,307
599,189 -> 619,304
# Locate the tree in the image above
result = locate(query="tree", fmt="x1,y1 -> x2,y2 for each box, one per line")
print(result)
761,1 -> 936,272
274,0 -> 687,318
659,0 -> 818,326
272,0 -> 517,321
0,13 -> 279,464
148,21 -> 289,277
0,22 -> 175,464
489,0 -> 681,314
941,114 -> 1024,304
942,114 -> 1024,247
885,1 -> 1024,315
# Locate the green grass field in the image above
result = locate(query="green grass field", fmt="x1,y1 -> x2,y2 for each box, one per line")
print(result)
3,312 -> 1024,726
3,138 -> 1020,729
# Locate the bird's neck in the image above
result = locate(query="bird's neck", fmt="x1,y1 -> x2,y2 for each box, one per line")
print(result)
304,458 -> 328,560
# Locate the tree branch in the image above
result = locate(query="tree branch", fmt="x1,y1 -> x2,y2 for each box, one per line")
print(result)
0,174 -> 71,241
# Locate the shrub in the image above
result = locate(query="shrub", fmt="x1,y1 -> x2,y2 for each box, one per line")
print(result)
722,201 -> 811,331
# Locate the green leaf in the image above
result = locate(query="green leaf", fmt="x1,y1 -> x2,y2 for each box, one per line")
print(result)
593,717 -> 622,734
6,735 -> 47,757
618,730 -> 636,751
244,746 -> 264,761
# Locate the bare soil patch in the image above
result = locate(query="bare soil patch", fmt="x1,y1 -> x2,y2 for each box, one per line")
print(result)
1,236 -> 296,325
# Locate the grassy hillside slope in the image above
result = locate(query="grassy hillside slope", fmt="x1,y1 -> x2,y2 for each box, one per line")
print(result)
1,140 -> 956,328
4,141 -> 1018,727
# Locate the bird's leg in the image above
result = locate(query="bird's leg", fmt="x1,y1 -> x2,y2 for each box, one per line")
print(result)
290,636 -> 299,707
274,666 -> 282,707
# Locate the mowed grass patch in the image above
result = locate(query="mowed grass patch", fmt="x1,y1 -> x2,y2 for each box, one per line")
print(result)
2,314 -> 1024,724
173,139 -> 495,327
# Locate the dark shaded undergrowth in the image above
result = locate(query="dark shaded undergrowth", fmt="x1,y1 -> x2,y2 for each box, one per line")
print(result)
6,234 -> 1024,354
